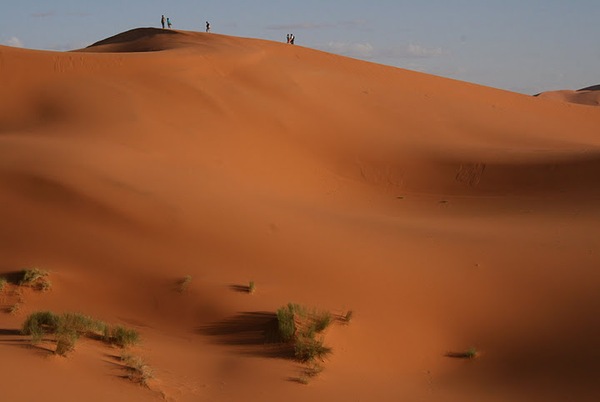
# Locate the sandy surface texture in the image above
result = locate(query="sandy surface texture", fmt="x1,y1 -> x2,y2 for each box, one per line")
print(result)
1,28 -> 599,401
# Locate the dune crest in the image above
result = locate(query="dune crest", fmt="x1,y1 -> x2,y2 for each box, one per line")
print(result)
79,27 -> 212,53
1,29 -> 600,402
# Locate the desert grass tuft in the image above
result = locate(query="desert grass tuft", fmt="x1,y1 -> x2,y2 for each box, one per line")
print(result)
9,303 -> 22,315
248,280 -> 256,294
304,362 -> 324,378
341,310 -> 353,323
446,347 -> 479,359
294,335 -> 332,362
465,347 -> 478,358
55,330 -> 79,356
19,268 -> 51,292
59,313 -> 105,336
276,303 -> 301,342
177,275 -> 192,293
34,279 -> 52,292
311,311 -> 332,333
22,311 -> 60,343
121,353 -> 153,386
277,303 -> 333,364
20,268 -> 48,285
0,277 -> 6,292
108,325 -> 140,348
22,311 -> 140,355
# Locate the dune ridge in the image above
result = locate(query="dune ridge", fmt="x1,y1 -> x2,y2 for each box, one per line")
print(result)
1,29 -> 599,401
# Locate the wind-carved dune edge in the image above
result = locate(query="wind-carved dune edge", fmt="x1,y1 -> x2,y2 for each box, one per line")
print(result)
1,28 -> 600,402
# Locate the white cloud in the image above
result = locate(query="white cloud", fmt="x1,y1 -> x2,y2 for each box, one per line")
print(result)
406,43 -> 444,57
67,11 -> 92,17
4,36 -> 24,48
320,41 -> 375,58
267,22 -> 335,30
267,20 -> 368,31
31,11 -> 55,18
47,41 -> 90,51
317,42 -> 446,61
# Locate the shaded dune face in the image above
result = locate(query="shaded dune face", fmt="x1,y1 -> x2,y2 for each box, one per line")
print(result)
1,28 -> 600,402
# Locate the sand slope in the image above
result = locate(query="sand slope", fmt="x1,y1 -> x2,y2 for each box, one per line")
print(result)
1,28 -> 600,401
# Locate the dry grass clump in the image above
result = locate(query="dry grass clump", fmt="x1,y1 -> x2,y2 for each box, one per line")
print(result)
9,302 -> 22,315
446,347 -> 479,359
295,362 -> 324,385
276,303 -> 333,363
0,277 -> 7,292
177,275 -> 192,293
121,353 -> 153,387
106,325 -> 140,348
341,310 -> 353,324
22,311 -> 139,356
19,268 -> 52,291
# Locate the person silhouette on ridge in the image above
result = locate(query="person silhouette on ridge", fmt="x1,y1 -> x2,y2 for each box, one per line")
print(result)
206,21 -> 211,33
161,15 -> 166,29
167,17 -> 172,29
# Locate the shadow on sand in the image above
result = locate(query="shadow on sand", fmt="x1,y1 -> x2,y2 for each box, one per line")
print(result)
199,312 -> 294,359
228,284 -> 251,293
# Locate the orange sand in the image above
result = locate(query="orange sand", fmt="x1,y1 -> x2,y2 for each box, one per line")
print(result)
1,28 -> 599,401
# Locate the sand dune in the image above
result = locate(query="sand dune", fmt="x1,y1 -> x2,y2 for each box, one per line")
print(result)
1,28 -> 600,401
536,84 -> 600,106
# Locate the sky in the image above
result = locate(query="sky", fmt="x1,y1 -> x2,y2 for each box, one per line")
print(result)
1,0 -> 599,94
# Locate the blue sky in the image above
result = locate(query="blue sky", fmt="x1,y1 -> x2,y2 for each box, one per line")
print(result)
1,1 -> 599,94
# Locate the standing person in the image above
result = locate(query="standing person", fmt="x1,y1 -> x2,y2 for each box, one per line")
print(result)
286,34 -> 290,43
290,34 -> 295,45
167,17 -> 172,29
161,15 -> 166,29
206,21 -> 210,33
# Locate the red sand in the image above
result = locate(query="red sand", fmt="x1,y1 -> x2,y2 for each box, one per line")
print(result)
1,28 -> 599,401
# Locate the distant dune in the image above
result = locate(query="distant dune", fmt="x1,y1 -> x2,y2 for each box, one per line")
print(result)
1,28 -> 599,402
536,84 -> 600,106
